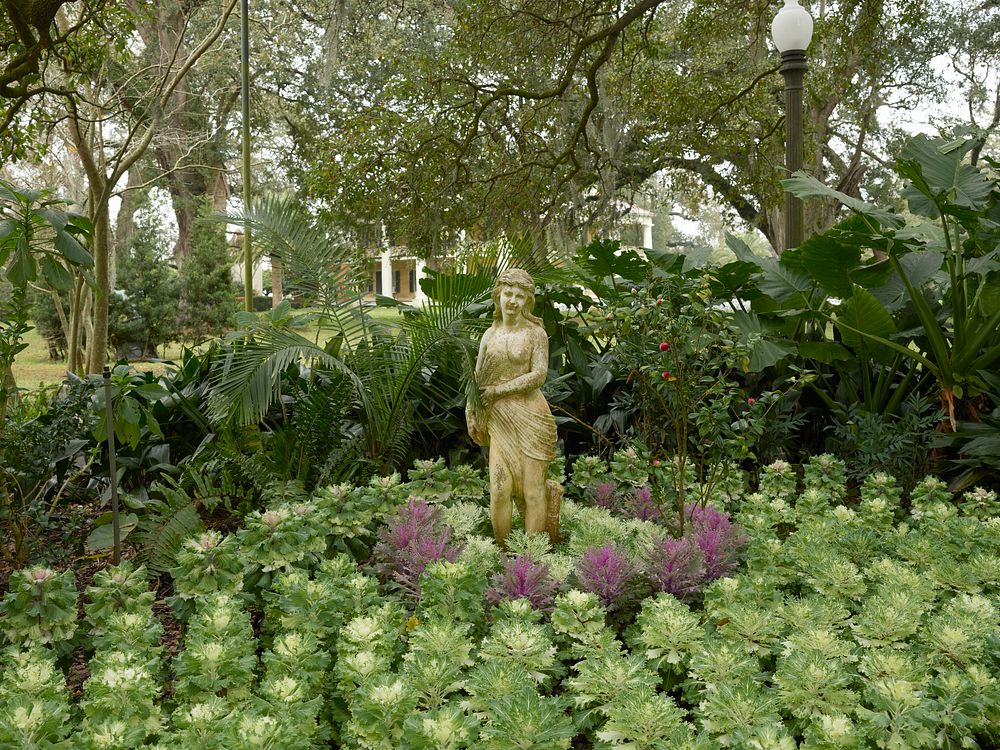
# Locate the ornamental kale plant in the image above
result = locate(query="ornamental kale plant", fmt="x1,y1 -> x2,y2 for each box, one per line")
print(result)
0,566 -> 78,648
486,555 -> 559,612
0,646 -> 72,749
643,535 -> 706,601
574,545 -> 639,613
372,498 -> 462,602
169,530 -> 244,600
685,504 -> 748,580
84,561 -> 157,637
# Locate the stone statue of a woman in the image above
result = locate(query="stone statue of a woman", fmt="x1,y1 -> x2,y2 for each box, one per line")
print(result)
467,268 -> 562,547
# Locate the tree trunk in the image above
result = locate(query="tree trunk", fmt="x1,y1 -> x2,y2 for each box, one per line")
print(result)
271,255 -> 283,307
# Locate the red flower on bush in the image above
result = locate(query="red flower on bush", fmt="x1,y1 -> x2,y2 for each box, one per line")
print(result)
661,370 -> 671,379
659,342 -> 670,352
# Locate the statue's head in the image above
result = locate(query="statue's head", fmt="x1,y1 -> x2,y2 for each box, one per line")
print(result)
492,268 -> 540,323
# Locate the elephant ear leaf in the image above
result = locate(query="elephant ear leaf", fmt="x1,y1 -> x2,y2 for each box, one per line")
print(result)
899,135 -> 996,218
800,232 -> 861,298
835,287 -> 896,355
782,171 -> 904,229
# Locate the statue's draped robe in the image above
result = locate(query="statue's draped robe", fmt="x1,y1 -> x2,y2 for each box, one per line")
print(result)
475,325 -> 557,502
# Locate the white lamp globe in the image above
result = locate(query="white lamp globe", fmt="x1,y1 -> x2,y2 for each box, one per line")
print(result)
771,0 -> 814,53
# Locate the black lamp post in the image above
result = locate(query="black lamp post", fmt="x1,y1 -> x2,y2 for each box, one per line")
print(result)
771,0 -> 813,251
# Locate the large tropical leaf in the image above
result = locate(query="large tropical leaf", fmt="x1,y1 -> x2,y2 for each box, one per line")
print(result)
782,172 -> 905,229
753,256 -> 813,303
870,252 -> 944,312
729,311 -> 795,372
797,233 -> 861,298
834,287 -> 896,352
899,135 -> 996,217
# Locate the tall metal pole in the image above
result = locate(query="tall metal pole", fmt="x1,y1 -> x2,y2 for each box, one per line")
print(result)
241,0 -> 253,312
102,366 -> 121,565
780,49 -> 807,251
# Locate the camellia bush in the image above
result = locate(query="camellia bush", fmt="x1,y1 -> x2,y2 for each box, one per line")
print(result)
0,452 -> 998,748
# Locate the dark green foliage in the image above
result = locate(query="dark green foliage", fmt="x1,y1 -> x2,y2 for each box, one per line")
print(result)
0,377 -> 96,564
178,200 -> 237,343
109,216 -> 180,358
827,394 -> 942,489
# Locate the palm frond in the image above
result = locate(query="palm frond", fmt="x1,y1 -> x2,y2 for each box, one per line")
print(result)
217,193 -> 358,309
208,327 -> 361,425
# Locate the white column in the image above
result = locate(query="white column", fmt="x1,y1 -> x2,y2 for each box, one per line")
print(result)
380,248 -> 393,298
641,218 -> 653,250
414,258 -> 426,304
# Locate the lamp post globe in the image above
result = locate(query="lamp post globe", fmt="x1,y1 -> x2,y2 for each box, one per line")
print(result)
771,0 -> 813,251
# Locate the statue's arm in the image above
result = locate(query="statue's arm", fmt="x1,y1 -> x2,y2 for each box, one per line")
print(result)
490,326 -> 548,397
466,330 -> 491,445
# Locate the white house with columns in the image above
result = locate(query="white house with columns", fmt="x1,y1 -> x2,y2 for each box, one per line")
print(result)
366,209 -> 655,304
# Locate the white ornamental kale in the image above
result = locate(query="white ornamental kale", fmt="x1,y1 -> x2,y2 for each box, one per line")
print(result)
630,592 -> 704,671
0,646 -> 72,749
170,530 -> 245,599
347,675 -> 418,750
477,689 -> 575,750
566,652 -> 658,716
76,650 -> 163,749
172,593 -> 256,704
550,590 -> 611,658
262,568 -> 340,644
439,501 -> 487,541
594,685 -> 695,749
260,630 -> 330,692
402,620 -> 476,709
84,560 -> 156,635
478,619 -> 560,685
570,454 -> 610,492
237,505 -> 311,572
455,537 -> 503,578
401,704 -> 481,750
802,454 -> 847,500
561,505 -> 633,558
773,648 -> 860,722
757,459 -> 798,502
851,588 -> 930,648
0,566 -> 78,647
417,560 -> 487,629
695,678 -> 784,747
334,607 -> 405,698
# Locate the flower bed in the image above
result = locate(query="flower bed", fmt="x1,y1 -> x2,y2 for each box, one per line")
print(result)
1,454 -> 998,748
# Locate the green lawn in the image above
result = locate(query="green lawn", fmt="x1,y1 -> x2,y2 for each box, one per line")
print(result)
10,304 -> 406,393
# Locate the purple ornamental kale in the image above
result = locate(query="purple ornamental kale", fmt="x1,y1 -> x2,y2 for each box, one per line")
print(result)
590,481 -> 620,512
685,503 -> 748,581
373,498 -> 461,602
643,534 -> 706,600
625,484 -> 662,522
575,545 -> 636,611
486,555 -> 559,612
